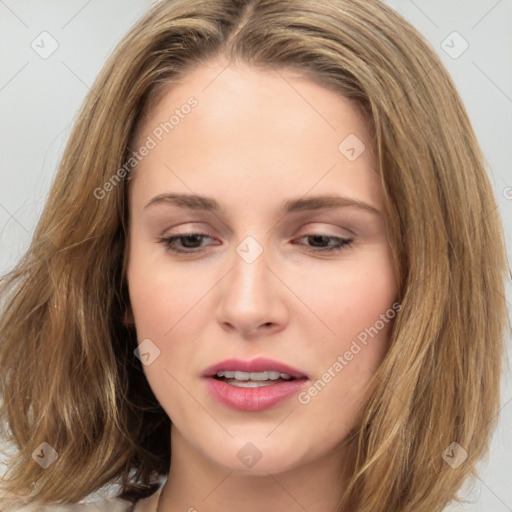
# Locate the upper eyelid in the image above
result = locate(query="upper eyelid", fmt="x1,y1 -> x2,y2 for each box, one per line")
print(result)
160,220 -> 356,237
160,230 -> 352,241
159,232 -> 353,249
149,211 -> 371,237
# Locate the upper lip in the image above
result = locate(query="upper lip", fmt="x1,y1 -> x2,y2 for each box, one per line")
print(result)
201,357 -> 308,379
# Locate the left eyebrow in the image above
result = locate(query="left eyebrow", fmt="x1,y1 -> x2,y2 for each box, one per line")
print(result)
282,195 -> 381,216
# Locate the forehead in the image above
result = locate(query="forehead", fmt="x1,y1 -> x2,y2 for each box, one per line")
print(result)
134,59 -> 372,150
129,60 -> 382,214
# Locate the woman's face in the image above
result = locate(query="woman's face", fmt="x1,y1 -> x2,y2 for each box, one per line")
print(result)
126,60 -> 398,475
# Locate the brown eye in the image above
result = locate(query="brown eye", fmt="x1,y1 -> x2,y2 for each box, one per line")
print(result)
293,234 -> 353,252
158,233 -> 213,253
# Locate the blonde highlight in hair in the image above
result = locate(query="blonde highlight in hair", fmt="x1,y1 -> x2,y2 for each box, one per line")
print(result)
0,1 -> 509,511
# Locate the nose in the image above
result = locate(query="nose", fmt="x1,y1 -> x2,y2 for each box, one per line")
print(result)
215,240 -> 288,337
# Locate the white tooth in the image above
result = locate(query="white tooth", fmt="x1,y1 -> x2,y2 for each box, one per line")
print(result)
249,371 -> 269,381
217,370 -> 294,381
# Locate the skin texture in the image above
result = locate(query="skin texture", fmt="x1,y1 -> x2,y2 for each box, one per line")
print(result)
126,59 -> 399,512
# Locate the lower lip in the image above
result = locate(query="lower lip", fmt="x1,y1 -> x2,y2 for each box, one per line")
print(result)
205,377 -> 308,412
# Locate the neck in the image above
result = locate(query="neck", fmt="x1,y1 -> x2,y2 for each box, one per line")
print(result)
156,427 -> 349,512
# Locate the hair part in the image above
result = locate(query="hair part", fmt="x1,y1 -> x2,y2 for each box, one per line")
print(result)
0,1 -> 509,511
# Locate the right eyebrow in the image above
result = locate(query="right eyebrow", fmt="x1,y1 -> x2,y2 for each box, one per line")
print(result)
144,193 -> 220,211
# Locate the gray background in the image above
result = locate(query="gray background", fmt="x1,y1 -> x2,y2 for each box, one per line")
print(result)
0,0 -> 510,510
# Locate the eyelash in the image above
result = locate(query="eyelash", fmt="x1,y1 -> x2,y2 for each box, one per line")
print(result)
157,233 -> 353,254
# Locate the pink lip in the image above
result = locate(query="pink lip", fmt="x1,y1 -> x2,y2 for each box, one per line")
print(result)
202,357 -> 309,412
205,378 -> 308,412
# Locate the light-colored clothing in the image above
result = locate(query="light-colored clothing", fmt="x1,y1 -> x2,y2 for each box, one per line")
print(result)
0,440 -> 165,512
3,483 -> 163,512
10,497 -> 135,512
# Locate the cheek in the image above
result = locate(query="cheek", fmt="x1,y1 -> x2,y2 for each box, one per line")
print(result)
298,249 -> 397,408
127,251 -> 210,340
302,254 -> 397,340
128,280 -> 171,341
126,253 -> 215,389
126,260 -> 204,419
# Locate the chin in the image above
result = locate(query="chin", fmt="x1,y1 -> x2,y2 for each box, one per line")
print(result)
203,437 -> 308,476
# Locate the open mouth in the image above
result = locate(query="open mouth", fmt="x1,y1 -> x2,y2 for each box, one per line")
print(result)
202,357 -> 309,410
213,370 -> 298,388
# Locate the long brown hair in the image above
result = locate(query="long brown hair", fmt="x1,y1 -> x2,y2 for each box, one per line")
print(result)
0,1 -> 509,511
